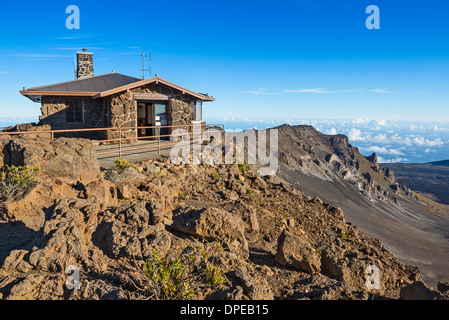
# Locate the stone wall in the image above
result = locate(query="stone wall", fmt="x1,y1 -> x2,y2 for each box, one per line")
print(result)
77,52 -> 94,79
169,99 -> 191,127
40,96 -> 107,139
106,90 -> 137,141
130,83 -> 194,127
37,83 -> 200,142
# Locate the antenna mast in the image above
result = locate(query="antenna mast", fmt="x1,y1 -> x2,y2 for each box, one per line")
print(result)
140,50 -> 151,79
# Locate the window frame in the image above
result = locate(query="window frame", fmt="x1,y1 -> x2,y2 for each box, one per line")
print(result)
65,100 -> 84,124
190,101 -> 203,122
196,101 -> 202,121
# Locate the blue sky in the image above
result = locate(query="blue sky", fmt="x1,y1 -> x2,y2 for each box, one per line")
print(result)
0,0 -> 448,162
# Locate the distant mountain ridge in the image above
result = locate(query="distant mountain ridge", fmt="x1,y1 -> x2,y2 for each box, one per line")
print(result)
266,124 -> 449,288
429,159 -> 449,167
383,160 -> 449,205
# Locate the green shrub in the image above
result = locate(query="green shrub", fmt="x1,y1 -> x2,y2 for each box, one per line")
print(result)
115,159 -> 138,173
246,187 -> 255,201
179,192 -> 189,201
209,172 -> 220,181
143,251 -> 194,300
0,165 -> 41,199
338,232 -> 348,239
205,265 -> 226,287
140,244 -> 227,300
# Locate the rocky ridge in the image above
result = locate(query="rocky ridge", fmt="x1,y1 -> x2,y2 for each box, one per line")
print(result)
0,135 -> 448,300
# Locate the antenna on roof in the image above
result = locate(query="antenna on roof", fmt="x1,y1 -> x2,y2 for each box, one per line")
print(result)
140,50 -> 151,80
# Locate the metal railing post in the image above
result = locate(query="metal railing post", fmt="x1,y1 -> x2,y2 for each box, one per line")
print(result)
119,127 -> 122,159
158,128 -> 161,155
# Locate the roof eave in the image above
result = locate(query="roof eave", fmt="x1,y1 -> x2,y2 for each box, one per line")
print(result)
92,76 -> 214,101
20,90 -> 99,97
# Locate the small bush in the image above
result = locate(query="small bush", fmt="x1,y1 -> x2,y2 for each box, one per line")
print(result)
115,159 -> 138,173
205,265 -> 226,287
238,163 -> 247,172
209,172 -> 220,182
179,192 -> 189,201
246,187 -> 255,201
143,252 -> 194,300
338,232 -> 348,239
138,244 -> 228,300
0,165 -> 41,200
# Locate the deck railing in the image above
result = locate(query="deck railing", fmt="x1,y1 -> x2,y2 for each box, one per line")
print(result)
0,123 -> 225,159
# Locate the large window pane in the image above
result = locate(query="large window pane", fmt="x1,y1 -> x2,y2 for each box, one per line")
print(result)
190,102 -> 195,120
154,103 -> 167,125
74,101 -> 83,123
196,102 -> 202,121
66,100 -> 83,123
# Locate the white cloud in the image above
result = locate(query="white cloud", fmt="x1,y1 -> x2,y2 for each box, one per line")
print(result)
239,88 -> 280,95
53,47 -> 103,51
348,128 -> 371,142
283,88 -> 336,94
241,87 -> 398,96
412,136 -> 444,147
284,88 -> 363,94
11,54 -> 72,58
378,156 -> 409,164
51,34 -> 96,40
352,119 -> 387,127
325,127 -> 337,135
371,133 -> 389,144
368,87 -> 399,94
360,146 -> 405,156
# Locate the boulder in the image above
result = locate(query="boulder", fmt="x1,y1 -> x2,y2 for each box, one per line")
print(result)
400,280 -> 442,300
438,282 -> 449,294
234,269 -> 274,300
249,208 -> 260,232
116,183 -> 141,200
4,273 -> 65,300
320,248 -> 347,282
6,137 -> 100,184
83,179 -> 118,206
172,207 -> 249,259
275,229 -> 321,274
119,167 -> 147,187
2,122 -> 52,139
0,181 -> 78,230
0,136 -> 10,167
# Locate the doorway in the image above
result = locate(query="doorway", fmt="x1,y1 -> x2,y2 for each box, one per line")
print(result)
137,102 -> 168,139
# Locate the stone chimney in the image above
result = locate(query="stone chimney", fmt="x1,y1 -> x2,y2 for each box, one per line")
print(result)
77,49 -> 94,79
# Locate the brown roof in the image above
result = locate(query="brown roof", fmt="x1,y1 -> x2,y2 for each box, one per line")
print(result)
20,73 -> 215,102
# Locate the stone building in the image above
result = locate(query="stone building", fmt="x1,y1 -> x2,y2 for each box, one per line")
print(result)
20,50 -> 215,140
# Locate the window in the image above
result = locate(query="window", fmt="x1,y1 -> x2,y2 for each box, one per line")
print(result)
191,101 -> 202,121
191,101 -> 195,120
196,101 -> 202,121
66,100 -> 83,123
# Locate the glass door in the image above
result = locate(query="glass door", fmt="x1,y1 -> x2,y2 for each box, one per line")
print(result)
137,103 -> 146,137
154,103 -> 168,140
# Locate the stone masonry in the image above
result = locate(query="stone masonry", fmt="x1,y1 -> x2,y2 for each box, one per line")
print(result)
37,82 -> 198,141
77,51 -> 94,79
